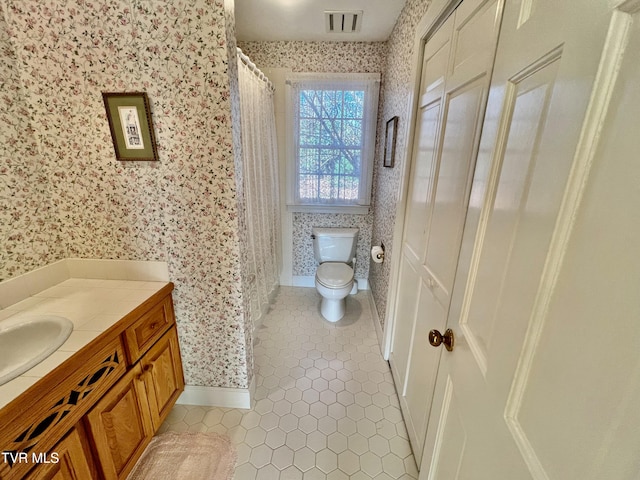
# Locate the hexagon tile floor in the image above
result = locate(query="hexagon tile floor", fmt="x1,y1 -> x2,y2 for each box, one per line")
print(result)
160,287 -> 418,479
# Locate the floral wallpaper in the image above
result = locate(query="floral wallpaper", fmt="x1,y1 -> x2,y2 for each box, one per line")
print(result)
237,41 -> 387,282
369,0 -> 431,329
0,3 -> 63,281
0,0 -> 252,389
238,41 -> 387,74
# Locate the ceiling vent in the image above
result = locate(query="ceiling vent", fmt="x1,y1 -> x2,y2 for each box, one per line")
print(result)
325,10 -> 363,34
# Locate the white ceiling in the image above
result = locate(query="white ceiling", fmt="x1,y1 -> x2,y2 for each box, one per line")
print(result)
235,0 -> 407,42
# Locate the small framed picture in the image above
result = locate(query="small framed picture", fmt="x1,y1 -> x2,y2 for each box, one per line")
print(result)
102,92 -> 158,161
384,116 -> 398,168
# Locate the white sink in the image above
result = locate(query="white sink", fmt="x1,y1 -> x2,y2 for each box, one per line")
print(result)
0,315 -> 73,386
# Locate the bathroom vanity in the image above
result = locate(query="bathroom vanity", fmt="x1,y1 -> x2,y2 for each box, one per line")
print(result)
0,281 -> 184,480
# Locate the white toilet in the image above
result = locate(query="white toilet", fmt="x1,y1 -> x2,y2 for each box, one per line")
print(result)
312,227 -> 359,322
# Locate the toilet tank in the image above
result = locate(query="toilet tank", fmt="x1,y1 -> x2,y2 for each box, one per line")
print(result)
312,228 -> 359,263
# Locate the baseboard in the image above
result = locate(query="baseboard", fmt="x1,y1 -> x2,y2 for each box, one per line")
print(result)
367,290 -> 386,359
292,275 -> 369,290
176,377 -> 256,409
291,275 -> 316,287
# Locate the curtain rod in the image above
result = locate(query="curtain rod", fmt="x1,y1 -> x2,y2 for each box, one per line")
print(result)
237,47 -> 274,92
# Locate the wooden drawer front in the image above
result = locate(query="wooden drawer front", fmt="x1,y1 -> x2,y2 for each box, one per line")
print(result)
124,296 -> 174,364
0,338 -> 126,480
142,327 -> 185,430
84,364 -> 154,480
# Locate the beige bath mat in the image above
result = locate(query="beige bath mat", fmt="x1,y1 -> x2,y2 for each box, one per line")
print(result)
127,432 -> 237,480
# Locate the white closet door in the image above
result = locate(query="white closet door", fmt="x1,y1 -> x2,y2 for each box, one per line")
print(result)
389,0 -> 503,466
420,0 -> 640,478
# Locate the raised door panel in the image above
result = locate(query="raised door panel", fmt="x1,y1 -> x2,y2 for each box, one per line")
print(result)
423,78 -> 486,297
390,258 -> 422,387
420,17 -> 454,106
426,377 -> 467,480
26,427 -> 95,480
459,53 -> 561,376
142,327 -> 185,431
449,0 -> 503,87
504,10 -> 640,479
404,14 -> 455,261
423,0 -> 502,298
404,100 -> 442,260
402,280 -> 447,466
84,363 -> 153,480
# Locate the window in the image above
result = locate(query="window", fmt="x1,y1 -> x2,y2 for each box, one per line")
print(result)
286,73 -> 380,213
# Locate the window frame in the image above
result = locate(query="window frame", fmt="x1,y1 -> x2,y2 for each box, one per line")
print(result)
285,72 -> 381,214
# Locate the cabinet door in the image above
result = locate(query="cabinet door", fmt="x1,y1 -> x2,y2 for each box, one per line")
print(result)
27,427 -> 95,480
142,327 -> 185,430
84,363 -> 153,480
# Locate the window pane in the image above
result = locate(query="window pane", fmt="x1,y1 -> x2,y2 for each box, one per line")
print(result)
346,149 -> 361,174
300,90 -> 321,116
319,121 -> 334,146
344,90 -> 364,119
299,119 -> 319,146
299,148 -> 318,173
341,175 -> 359,201
319,149 -> 335,174
319,175 -> 334,201
299,174 -> 318,201
343,119 -> 362,146
295,84 -> 370,204
337,152 -> 355,175
322,90 -> 342,118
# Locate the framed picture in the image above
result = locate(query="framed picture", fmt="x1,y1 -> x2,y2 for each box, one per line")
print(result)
384,116 -> 398,168
102,92 -> 158,161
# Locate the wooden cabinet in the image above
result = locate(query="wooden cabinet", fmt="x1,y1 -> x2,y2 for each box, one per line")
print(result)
84,326 -> 184,479
141,327 -> 184,430
84,364 -> 155,480
0,285 -> 184,480
0,337 -> 127,480
27,427 -> 96,480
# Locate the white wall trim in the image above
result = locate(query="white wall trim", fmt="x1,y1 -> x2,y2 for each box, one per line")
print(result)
291,275 -> 316,288
367,289 -> 386,359
286,204 -> 371,215
292,275 -> 369,290
177,377 -> 256,409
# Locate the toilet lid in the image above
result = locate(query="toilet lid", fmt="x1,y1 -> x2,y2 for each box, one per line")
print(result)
316,263 -> 354,288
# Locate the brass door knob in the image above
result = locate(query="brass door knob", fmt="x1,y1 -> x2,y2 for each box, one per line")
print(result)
429,328 -> 454,351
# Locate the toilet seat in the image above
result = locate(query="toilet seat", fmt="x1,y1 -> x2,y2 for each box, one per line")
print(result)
316,262 -> 354,289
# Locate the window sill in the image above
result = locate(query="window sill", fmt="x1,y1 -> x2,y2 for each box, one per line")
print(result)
286,204 -> 370,215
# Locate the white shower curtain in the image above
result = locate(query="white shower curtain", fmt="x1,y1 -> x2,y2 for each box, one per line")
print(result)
237,48 -> 280,328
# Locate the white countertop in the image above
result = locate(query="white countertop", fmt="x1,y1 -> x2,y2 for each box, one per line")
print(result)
0,278 -> 169,409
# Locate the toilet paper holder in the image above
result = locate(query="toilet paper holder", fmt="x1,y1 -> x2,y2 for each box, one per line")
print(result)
371,243 -> 385,263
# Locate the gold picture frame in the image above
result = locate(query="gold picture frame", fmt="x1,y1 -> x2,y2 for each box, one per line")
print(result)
102,92 -> 158,161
